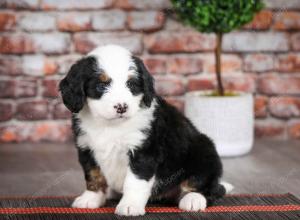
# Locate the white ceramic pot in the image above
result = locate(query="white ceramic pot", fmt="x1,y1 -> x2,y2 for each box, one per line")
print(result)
185,91 -> 254,157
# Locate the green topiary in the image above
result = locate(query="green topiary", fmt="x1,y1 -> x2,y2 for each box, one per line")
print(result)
171,0 -> 264,96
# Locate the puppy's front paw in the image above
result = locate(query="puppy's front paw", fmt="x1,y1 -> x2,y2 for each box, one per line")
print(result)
72,190 -> 106,209
179,192 -> 207,211
115,201 -> 145,216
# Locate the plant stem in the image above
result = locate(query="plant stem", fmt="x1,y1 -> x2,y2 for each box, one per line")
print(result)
215,32 -> 224,96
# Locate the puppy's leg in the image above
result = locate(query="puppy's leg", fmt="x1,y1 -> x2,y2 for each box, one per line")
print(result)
72,149 -> 107,209
115,168 -> 154,216
72,167 -> 107,208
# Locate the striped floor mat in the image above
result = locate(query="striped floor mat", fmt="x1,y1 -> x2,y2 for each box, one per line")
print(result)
0,194 -> 300,219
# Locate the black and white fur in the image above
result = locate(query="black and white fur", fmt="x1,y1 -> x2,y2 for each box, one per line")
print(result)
59,45 -> 233,216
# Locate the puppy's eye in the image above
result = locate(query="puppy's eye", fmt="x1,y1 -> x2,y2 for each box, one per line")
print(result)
96,83 -> 107,93
127,77 -> 142,95
85,75 -> 111,99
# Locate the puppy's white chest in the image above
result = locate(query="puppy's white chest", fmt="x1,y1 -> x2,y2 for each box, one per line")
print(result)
78,118 -> 147,193
93,140 -> 129,193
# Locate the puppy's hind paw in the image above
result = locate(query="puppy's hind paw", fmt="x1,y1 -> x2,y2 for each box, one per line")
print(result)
179,192 -> 207,212
72,190 -> 106,209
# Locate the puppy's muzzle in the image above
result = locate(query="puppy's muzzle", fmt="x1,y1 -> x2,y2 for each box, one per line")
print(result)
114,103 -> 128,115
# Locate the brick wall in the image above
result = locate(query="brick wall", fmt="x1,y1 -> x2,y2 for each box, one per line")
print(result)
0,0 -> 300,142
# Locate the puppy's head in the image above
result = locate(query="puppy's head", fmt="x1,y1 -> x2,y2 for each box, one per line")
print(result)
59,45 -> 155,121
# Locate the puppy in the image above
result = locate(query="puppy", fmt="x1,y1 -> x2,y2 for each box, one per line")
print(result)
59,45 -> 232,216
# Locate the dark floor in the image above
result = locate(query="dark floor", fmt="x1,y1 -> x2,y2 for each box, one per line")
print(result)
0,139 -> 299,197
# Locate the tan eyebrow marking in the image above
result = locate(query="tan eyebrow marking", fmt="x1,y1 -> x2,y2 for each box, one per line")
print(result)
99,73 -> 110,83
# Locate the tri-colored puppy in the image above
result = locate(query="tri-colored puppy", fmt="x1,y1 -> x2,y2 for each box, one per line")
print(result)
59,45 -> 232,216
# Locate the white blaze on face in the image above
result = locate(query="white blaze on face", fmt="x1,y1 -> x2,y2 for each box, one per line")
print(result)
86,45 -> 143,120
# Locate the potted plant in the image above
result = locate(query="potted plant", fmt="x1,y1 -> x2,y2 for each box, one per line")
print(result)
171,0 -> 264,156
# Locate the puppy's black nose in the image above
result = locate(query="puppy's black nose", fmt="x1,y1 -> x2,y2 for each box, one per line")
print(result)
114,103 -> 128,114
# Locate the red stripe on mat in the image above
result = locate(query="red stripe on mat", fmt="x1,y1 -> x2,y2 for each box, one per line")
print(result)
0,194 -> 290,200
1,205 -> 300,214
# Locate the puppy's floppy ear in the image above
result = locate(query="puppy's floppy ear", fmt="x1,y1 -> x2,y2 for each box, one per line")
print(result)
59,56 -> 97,113
133,56 -> 155,107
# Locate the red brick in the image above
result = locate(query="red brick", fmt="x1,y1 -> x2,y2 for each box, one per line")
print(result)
0,56 -> 23,75
128,11 -> 165,32
269,97 -> 300,118
244,54 -> 274,72
0,34 -> 34,54
0,79 -> 37,98
275,53 -> 300,73
288,121 -> 300,139
74,33 -> 143,54
187,74 -> 255,93
167,57 -> 202,75
114,0 -> 171,10
200,54 -> 242,74
244,10 -> 273,30
0,102 -> 14,122
0,12 -> 16,31
145,32 -> 215,53
223,32 -> 289,52
4,0 -> 39,10
273,12 -> 300,30
291,33 -> 300,51
19,13 -> 56,31
143,57 -> 166,74
164,97 -> 184,112
16,100 -> 49,120
223,75 -> 256,93
255,120 -> 286,139
0,33 -> 70,54
57,13 -> 91,32
92,10 -> 126,31
154,76 -> 185,96
0,122 -> 72,143
53,101 -> 71,119
0,80 -> 18,98
42,79 -> 59,98
254,96 -> 268,118
257,74 -> 300,95
187,77 -> 214,91
41,0 -> 113,10
22,55 -> 58,76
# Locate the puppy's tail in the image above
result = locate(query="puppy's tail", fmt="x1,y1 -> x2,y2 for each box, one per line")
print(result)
220,181 -> 234,194
211,181 -> 233,198
206,181 -> 234,206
